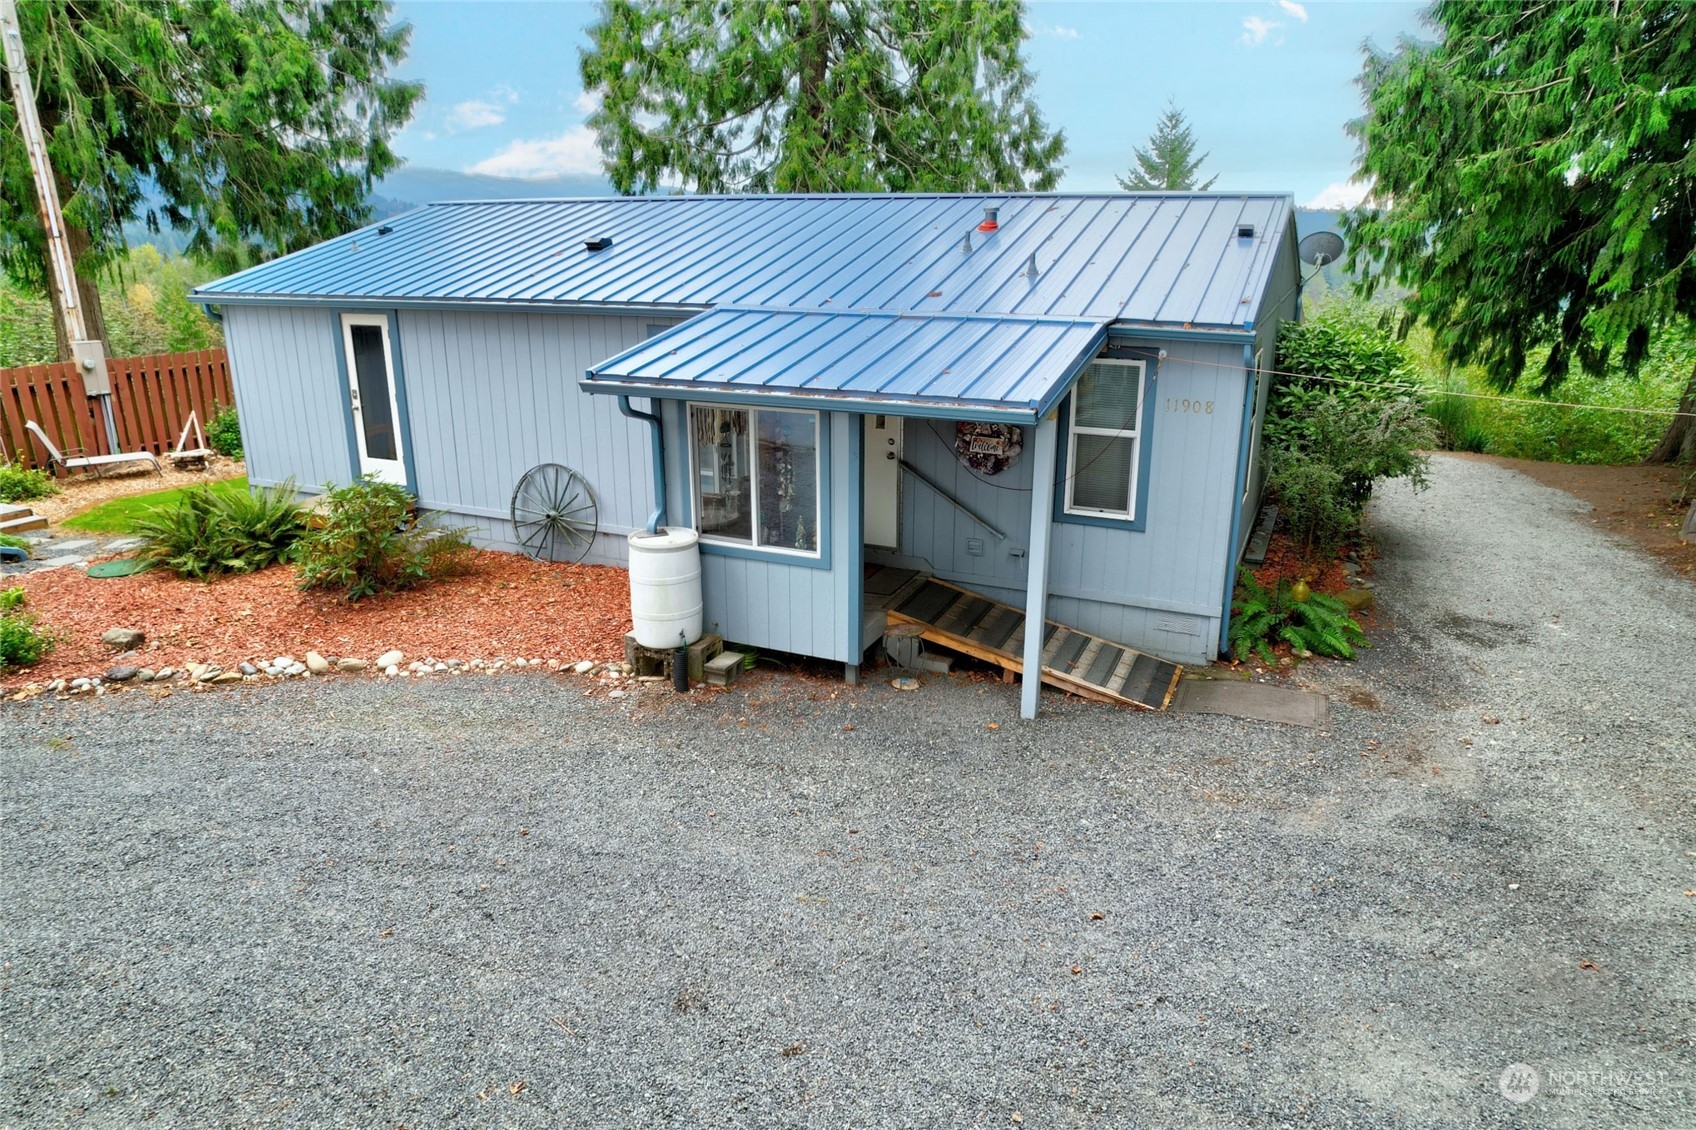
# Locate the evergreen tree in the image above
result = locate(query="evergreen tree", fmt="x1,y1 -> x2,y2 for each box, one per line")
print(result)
1343,1 -> 1696,463
0,0 -> 421,359
1117,100 -> 1216,192
579,0 -> 1065,194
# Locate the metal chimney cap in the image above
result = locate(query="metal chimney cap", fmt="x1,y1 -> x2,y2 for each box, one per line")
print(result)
977,206 -> 1000,233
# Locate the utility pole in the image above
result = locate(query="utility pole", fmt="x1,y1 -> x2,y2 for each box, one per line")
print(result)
0,0 -> 118,452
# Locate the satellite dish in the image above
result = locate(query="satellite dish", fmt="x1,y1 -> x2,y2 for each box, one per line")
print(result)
1299,231 -> 1345,268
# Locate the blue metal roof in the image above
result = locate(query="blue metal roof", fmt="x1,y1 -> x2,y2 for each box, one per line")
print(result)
196,192 -> 1293,330
583,307 -> 1109,421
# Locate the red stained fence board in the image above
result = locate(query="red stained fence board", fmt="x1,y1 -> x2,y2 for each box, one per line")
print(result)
0,348 -> 234,470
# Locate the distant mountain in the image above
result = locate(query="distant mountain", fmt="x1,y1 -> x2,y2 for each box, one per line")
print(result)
373,167 -> 616,213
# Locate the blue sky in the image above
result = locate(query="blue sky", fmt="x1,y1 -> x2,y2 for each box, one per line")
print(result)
390,1 -> 1429,206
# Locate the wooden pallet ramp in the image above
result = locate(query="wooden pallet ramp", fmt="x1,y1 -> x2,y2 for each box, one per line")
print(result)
885,576 -> 1182,711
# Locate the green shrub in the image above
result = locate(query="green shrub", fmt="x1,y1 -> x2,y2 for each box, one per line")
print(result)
295,476 -> 473,602
0,460 -> 58,503
1266,395 -> 1437,555
0,588 -> 55,671
1229,569 -> 1367,665
206,404 -> 243,459
0,534 -> 30,557
1273,301 -> 1420,444
134,481 -> 303,579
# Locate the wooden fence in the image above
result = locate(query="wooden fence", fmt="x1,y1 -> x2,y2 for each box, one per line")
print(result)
0,348 -> 234,469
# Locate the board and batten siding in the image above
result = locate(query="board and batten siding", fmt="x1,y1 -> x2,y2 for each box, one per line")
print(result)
661,402 -> 860,664
877,340 -> 1248,664
224,305 -> 686,565
397,310 -> 685,564
222,305 -> 359,491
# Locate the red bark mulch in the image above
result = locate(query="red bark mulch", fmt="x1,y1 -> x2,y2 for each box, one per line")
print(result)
7,550 -> 633,685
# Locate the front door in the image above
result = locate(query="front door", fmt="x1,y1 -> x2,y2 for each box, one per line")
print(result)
863,414 -> 903,548
340,313 -> 407,485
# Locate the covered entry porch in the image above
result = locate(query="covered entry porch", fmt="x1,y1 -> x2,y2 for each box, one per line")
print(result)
582,305 -> 1111,718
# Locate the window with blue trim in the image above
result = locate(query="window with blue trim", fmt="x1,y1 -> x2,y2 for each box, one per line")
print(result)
689,404 -> 820,555
1064,358 -> 1146,519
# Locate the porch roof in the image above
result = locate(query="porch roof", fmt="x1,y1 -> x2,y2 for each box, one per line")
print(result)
580,306 -> 1109,422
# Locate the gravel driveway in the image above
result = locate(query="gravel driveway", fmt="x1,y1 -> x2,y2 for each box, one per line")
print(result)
3,454 -> 1692,1129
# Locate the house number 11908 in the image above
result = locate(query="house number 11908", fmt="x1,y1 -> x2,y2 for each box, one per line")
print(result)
1164,398 -> 1214,414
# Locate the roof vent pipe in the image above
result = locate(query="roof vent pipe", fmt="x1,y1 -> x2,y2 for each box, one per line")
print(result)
1023,252 -> 1039,278
977,206 -> 999,232
960,231 -> 973,254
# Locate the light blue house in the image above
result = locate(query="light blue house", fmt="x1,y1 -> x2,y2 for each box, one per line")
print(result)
196,193 -> 1299,717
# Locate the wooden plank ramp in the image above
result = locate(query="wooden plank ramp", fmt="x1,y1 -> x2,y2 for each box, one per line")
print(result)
885,576 -> 1182,711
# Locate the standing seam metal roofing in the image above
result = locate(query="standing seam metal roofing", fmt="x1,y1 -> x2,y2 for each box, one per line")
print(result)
196,192 -> 1293,329
581,307 -> 1110,422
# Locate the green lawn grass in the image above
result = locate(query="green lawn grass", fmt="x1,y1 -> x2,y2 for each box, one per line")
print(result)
61,477 -> 249,535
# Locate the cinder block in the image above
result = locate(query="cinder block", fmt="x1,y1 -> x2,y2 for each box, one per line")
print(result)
704,650 -> 745,687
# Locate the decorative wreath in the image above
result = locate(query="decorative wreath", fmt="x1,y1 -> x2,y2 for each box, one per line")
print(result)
954,422 -> 1024,475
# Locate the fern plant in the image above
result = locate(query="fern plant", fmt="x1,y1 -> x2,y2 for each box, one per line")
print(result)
1229,568 -> 1367,664
135,481 -> 303,579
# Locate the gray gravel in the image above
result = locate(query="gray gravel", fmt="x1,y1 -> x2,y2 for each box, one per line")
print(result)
2,454 -> 1692,1128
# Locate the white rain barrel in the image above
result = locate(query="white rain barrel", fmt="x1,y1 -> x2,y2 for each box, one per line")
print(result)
627,527 -> 703,649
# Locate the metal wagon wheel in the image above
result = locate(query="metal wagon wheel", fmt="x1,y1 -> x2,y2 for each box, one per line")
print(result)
510,463 -> 599,563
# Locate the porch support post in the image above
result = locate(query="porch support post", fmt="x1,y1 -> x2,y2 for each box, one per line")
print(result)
1020,412 -> 1059,720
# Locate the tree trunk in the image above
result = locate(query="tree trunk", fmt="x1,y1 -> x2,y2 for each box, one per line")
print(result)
789,0 -> 830,193
1644,357 -> 1696,465
44,217 -> 109,362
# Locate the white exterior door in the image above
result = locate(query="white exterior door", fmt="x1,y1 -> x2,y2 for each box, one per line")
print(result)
863,414 -> 903,548
340,313 -> 407,485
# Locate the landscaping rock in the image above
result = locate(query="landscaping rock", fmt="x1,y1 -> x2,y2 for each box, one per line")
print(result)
384,664 -> 399,677
285,663 -> 306,677
105,665 -> 140,682
102,627 -> 146,650
238,662 -> 259,677
376,650 -> 404,668
46,679 -> 66,693
154,667 -> 174,681
1337,587 -> 1375,613
607,689 -> 626,699
305,651 -> 332,675
512,658 -> 527,668
195,667 -> 222,683
272,656 -> 294,670
263,666 -> 282,677
573,660 -> 595,674
137,669 -> 155,683
211,671 -> 242,684
69,678 -> 90,691
337,658 -> 368,672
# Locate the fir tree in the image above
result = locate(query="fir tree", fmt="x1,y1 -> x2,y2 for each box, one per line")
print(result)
1117,100 -> 1216,192
0,1 -> 421,360
579,0 -> 1065,194
1343,1 -> 1696,463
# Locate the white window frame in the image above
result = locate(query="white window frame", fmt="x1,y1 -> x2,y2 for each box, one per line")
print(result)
687,403 -> 823,559
1063,358 -> 1146,520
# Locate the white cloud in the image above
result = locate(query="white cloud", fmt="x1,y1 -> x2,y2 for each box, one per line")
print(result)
1305,179 -> 1373,209
447,99 -> 507,131
1027,19 -> 1080,39
468,125 -> 602,178
573,89 -> 601,116
1276,1 -> 1308,23
1241,15 -> 1280,46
